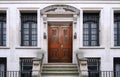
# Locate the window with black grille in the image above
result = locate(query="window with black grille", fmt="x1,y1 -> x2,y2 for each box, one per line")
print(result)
0,13 -> 6,46
20,58 -> 33,77
87,58 -> 100,77
0,58 -> 6,77
114,58 -> 120,77
83,13 -> 99,46
21,13 -> 37,46
114,13 -> 120,46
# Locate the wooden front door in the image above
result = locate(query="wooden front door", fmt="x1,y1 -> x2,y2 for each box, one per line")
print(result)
48,24 -> 72,63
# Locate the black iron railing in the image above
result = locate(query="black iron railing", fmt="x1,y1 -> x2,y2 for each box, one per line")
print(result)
76,53 -> 120,77
0,71 -> 120,77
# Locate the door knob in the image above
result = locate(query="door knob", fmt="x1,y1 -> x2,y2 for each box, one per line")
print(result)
61,45 -> 63,48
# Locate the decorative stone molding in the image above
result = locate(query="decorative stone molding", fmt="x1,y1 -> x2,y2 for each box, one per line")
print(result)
43,15 -> 47,21
41,5 -> 80,15
73,14 -> 77,24
79,58 -> 88,77
32,58 -> 41,77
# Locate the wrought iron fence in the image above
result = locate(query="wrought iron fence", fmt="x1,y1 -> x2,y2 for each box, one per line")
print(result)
89,71 -> 120,77
0,71 -> 32,77
0,71 -> 120,77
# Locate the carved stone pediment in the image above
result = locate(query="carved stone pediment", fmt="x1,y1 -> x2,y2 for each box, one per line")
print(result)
41,5 -> 80,15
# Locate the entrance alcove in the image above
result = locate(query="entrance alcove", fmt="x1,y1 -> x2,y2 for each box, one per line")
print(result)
41,5 -> 80,63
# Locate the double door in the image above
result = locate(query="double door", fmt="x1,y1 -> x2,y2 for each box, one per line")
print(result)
48,25 -> 72,63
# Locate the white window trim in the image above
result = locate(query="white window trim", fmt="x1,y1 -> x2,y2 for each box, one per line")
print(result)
111,8 -> 120,48
80,8 -> 104,48
16,8 -> 41,49
0,8 -> 10,49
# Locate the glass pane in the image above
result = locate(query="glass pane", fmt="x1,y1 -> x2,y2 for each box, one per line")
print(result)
114,29 -> 117,34
3,29 -> 6,34
3,41 -> 6,46
32,29 -> 37,34
83,23 -> 89,28
24,29 -> 29,34
115,64 -> 120,77
83,41 -> 89,46
23,23 -> 29,28
3,35 -> 5,40
83,35 -> 89,40
88,66 -> 98,71
32,35 -> 37,40
0,41 -> 1,46
91,29 -> 97,34
91,35 -> 97,40
115,41 -> 117,46
114,34 -> 117,40
91,23 -> 97,28
23,41 -> 29,46
23,35 -> 29,40
32,41 -> 37,46
0,64 -> 5,71
83,29 -> 89,34
23,66 -> 32,71
0,22 -> 1,28
3,22 -> 6,28
31,23 -> 37,28
91,41 -> 97,46
118,22 -> 120,29
119,30 -> 120,34
114,22 -> 117,28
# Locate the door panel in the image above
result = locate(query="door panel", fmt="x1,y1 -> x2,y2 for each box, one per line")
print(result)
48,25 -> 72,63
48,27 -> 59,61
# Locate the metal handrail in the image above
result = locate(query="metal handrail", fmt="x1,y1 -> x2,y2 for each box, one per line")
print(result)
76,53 -> 81,73
0,71 -> 119,77
40,53 -> 44,72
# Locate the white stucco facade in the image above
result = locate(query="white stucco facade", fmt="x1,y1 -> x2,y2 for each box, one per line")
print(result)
0,0 -> 120,72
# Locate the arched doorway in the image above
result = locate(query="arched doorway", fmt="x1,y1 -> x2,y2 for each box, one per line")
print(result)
41,5 -> 79,63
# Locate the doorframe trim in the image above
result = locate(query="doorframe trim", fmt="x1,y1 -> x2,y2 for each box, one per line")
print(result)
41,5 -> 79,63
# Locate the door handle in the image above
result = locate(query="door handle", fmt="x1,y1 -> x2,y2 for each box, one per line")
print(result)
61,45 -> 63,48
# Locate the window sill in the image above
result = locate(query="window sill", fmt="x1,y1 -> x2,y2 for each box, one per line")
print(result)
0,46 -> 10,49
111,47 -> 120,49
79,46 -> 105,49
16,46 -> 41,49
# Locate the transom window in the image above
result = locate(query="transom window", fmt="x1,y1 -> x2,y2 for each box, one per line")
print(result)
0,13 -> 6,46
114,13 -> 120,46
21,13 -> 37,46
83,13 -> 99,46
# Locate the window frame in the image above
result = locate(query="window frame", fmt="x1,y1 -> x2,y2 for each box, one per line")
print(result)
114,13 -> 120,46
0,13 -> 6,46
21,13 -> 37,46
0,58 -> 7,77
114,58 -> 120,77
87,58 -> 100,77
20,58 -> 33,77
83,13 -> 100,46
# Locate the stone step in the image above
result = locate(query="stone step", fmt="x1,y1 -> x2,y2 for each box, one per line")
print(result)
41,63 -> 79,77
42,67 -> 78,71
42,75 -> 79,77
43,63 -> 77,68
42,70 -> 78,74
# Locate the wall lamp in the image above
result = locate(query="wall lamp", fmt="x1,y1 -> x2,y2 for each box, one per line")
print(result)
43,32 -> 47,39
74,32 -> 77,39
